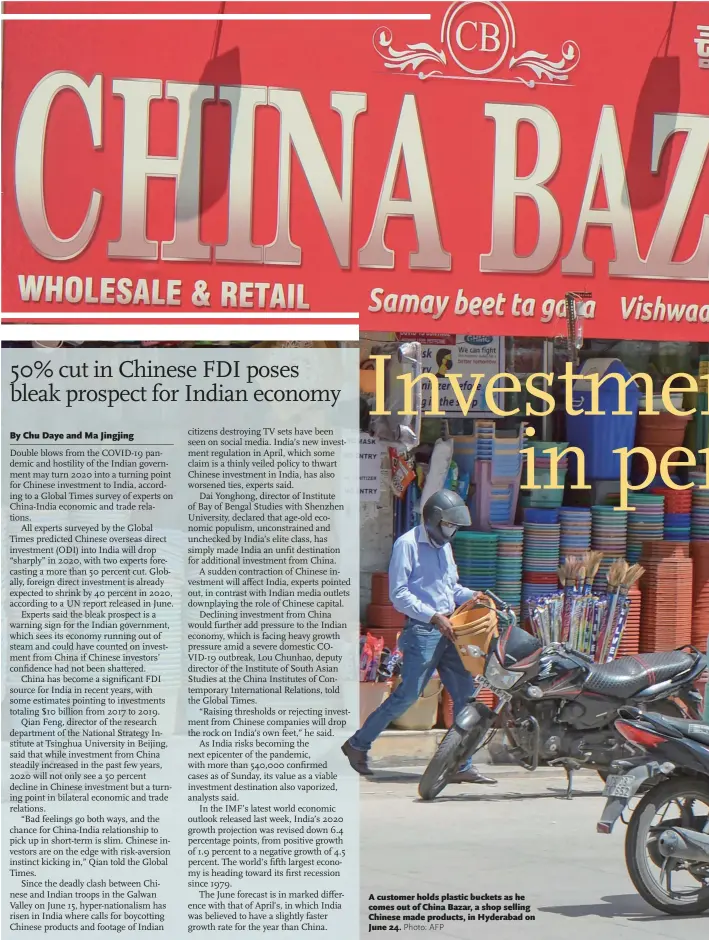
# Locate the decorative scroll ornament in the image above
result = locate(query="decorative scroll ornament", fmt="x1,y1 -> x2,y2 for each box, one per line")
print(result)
373,2 -> 581,88
509,42 -> 581,83
373,26 -> 447,73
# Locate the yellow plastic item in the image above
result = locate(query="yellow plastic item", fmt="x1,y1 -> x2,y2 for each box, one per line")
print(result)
390,676 -> 442,730
359,682 -> 390,726
450,599 -> 499,676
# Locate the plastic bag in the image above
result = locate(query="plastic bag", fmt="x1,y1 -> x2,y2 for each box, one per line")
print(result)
389,448 -> 415,498
365,634 -> 385,682
365,342 -> 422,448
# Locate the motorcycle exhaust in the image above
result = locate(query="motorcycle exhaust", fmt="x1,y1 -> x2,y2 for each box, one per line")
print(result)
658,828 -> 709,864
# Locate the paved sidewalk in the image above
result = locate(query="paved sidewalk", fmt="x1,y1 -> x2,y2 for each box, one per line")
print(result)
370,728 -> 511,766
360,766 -> 708,940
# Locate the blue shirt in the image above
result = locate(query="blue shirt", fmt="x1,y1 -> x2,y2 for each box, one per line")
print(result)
388,525 -> 475,624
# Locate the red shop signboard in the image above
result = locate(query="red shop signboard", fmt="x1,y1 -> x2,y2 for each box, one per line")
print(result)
2,1 -> 709,337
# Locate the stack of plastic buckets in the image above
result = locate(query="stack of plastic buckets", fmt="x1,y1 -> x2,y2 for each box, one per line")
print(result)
453,531 -> 499,593
653,486 -> 692,541
522,516 -> 560,616
626,493 -> 665,562
475,422 -> 494,461
691,469 -> 709,541
690,541 -> 709,654
559,507 -> 592,559
639,541 -> 693,652
616,586 -> 641,657
636,412 -> 692,474
690,466 -> 709,665
469,422 -> 523,530
592,506 -> 628,590
492,525 -> 524,619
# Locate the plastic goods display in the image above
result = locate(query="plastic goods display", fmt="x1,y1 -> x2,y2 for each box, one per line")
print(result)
366,604 -> 406,630
591,506 -> 628,590
452,531 -> 499,593
636,412 -> 691,468
616,585 -> 641,658
560,506 -> 592,557
370,571 -> 390,606
690,541 -> 709,651
625,493 -> 664,562
639,542 -> 693,652
522,521 -> 560,611
467,422 -> 524,530
691,469 -> 709,541
565,359 -> 639,480
491,525 -> 523,619
378,372 -> 709,732
530,555 -> 643,663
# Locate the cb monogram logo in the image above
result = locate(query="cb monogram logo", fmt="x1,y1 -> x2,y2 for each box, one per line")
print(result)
374,0 -> 581,89
442,1 -> 512,76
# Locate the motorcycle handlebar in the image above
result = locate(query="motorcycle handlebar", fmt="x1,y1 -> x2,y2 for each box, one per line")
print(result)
482,589 -> 507,610
477,590 -> 516,629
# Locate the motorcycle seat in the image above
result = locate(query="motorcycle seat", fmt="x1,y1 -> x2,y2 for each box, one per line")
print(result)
648,714 -> 709,747
583,652 -> 696,699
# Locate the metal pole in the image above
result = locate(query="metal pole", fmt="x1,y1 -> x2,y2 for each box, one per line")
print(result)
542,339 -> 554,441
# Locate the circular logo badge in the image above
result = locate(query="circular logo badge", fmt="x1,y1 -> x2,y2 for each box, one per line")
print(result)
442,1 -> 515,77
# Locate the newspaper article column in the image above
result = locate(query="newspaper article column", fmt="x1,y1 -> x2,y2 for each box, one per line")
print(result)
2,346 -> 360,938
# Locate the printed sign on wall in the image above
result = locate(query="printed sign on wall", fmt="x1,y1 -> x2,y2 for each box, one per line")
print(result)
397,334 -> 504,415
360,433 -> 383,502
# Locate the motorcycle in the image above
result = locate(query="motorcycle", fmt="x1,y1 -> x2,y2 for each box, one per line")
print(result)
596,706 -> 709,915
418,591 -> 707,801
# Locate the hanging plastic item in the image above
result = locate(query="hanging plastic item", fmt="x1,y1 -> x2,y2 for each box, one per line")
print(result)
365,342 -> 422,448
419,437 -> 454,512
444,460 -> 459,493
389,448 -> 415,499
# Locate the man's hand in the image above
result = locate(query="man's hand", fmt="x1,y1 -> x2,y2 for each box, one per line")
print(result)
432,613 -> 456,643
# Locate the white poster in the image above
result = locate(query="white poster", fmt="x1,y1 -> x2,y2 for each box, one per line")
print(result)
398,334 -> 504,416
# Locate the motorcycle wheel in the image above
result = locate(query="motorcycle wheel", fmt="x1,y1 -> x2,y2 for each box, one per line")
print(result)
418,715 -> 489,802
625,776 -> 709,916
597,699 -> 685,784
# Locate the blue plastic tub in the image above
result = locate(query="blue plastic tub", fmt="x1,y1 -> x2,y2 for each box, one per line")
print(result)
566,359 -> 640,481
523,508 -> 560,524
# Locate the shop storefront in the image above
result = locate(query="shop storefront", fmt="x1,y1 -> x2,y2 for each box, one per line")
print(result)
358,327 -> 709,731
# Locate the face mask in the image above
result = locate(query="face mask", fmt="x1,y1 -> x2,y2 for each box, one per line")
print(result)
440,524 -> 458,541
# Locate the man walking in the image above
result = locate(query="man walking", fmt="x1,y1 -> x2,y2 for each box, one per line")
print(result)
342,489 -> 497,784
